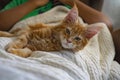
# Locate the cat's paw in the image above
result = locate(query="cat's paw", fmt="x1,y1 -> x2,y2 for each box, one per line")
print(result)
7,48 -> 32,58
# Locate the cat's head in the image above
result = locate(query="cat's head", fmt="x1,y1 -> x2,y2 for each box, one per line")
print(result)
60,4 -> 102,51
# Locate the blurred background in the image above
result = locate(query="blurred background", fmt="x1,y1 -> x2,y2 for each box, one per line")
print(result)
0,0 -> 120,30
102,0 -> 120,30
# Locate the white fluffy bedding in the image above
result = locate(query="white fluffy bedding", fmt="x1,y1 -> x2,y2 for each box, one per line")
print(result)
0,6 -> 120,80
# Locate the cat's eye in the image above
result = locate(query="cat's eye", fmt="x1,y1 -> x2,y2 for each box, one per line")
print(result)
66,28 -> 70,35
75,37 -> 81,41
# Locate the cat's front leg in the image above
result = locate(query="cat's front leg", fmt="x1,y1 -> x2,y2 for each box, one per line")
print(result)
7,47 -> 32,58
6,35 -> 31,57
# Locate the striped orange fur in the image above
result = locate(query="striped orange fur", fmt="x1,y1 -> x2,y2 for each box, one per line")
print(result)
0,4 -> 101,57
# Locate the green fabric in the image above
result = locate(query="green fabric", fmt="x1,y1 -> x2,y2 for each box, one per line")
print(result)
1,0 -> 71,20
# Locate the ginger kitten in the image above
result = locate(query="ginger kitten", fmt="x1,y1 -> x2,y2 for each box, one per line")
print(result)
0,5 -> 102,57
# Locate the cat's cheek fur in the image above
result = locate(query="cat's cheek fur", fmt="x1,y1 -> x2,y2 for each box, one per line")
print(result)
60,36 -> 68,48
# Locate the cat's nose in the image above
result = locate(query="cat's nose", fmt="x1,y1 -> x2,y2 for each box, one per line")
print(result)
67,39 -> 72,43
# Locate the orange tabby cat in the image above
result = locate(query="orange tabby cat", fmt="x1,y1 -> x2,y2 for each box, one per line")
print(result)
0,5 -> 102,57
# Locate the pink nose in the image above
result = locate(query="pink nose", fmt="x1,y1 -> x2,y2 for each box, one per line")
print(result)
67,39 -> 72,43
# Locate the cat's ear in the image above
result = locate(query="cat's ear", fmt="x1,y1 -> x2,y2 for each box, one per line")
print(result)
85,25 -> 102,39
63,4 -> 78,24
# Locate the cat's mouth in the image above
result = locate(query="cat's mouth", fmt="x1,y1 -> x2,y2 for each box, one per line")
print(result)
61,39 -> 75,49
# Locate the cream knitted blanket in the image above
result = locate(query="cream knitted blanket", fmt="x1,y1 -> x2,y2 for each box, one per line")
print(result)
0,6 -> 120,80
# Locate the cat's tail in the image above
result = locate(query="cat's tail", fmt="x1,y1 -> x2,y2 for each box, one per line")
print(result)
0,31 -> 14,37
0,28 -> 24,37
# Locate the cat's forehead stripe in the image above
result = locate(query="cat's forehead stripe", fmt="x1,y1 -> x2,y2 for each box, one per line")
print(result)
71,25 -> 84,35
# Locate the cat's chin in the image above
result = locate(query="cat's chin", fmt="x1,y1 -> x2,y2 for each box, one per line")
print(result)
62,44 -> 71,49
61,42 -> 75,49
